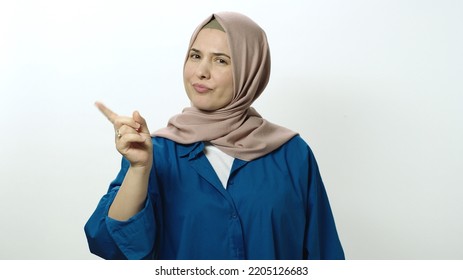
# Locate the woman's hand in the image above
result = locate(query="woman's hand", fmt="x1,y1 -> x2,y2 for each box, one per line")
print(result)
95,101 -> 153,170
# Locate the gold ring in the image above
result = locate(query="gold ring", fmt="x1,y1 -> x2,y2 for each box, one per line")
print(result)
116,129 -> 121,138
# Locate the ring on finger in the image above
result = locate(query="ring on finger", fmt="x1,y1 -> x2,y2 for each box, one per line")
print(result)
116,129 -> 122,139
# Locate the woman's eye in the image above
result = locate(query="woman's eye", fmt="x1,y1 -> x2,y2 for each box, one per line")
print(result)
216,58 -> 228,64
190,53 -> 200,60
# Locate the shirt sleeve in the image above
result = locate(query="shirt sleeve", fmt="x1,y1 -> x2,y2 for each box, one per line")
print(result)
84,157 -> 156,260
304,146 -> 345,260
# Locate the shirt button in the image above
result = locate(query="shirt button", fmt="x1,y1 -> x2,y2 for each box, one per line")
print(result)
231,213 -> 237,219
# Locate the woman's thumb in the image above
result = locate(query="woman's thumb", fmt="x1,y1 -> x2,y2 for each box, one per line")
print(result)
133,111 -> 150,133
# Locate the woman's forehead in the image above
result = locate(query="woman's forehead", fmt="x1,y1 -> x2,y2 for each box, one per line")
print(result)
191,28 -> 230,54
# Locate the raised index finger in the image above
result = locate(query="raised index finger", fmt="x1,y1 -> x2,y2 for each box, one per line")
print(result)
95,101 -> 118,124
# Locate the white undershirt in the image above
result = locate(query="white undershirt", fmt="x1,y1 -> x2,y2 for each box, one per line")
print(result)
203,143 -> 234,189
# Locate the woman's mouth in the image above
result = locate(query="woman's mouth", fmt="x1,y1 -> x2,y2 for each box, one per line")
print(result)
192,83 -> 211,93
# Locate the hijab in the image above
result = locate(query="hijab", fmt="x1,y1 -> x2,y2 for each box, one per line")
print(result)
153,12 -> 298,161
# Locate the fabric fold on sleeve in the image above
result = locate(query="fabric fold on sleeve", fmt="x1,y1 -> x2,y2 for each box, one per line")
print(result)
84,156 -> 156,260
105,197 -> 156,260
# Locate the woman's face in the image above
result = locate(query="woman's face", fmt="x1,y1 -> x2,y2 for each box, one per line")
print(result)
184,28 -> 233,111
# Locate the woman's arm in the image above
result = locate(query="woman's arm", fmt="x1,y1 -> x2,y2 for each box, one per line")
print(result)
108,165 -> 150,220
94,101 -> 153,221
303,144 -> 345,260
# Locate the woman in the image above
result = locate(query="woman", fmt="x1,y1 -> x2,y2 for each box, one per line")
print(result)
84,11 -> 344,260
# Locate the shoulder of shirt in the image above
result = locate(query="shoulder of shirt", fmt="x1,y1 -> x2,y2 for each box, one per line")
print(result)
281,134 -> 310,151
151,136 -> 200,147
272,134 -> 319,162
151,136 -> 203,157
151,136 -> 176,145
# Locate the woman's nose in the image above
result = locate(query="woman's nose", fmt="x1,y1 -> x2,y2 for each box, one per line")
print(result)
196,60 -> 211,79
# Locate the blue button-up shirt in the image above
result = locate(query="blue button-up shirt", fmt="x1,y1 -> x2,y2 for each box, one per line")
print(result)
84,135 -> 344,260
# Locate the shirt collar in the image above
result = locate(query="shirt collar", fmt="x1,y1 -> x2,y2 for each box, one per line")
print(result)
178,141 -> 205,160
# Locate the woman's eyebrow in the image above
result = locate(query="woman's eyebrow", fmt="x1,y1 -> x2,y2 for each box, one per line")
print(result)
213,52 -> 231,59
190,48 -> 230,59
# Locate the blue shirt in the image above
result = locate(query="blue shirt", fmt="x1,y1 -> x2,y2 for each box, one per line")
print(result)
84,135 -> 344,260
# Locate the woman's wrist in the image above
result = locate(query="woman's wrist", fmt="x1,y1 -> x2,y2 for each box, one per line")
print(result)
128,162 -> 152,176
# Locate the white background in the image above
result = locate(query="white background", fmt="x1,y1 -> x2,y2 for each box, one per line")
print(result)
1,0 -> 462,259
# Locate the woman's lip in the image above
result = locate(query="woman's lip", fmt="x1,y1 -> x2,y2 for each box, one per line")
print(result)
192,83 -> 211,93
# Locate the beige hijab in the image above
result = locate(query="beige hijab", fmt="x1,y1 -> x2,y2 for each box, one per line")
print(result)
153,12 -> 298,161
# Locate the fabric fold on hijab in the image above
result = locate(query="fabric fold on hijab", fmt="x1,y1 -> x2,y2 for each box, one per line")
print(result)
153,11 -> 298,161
